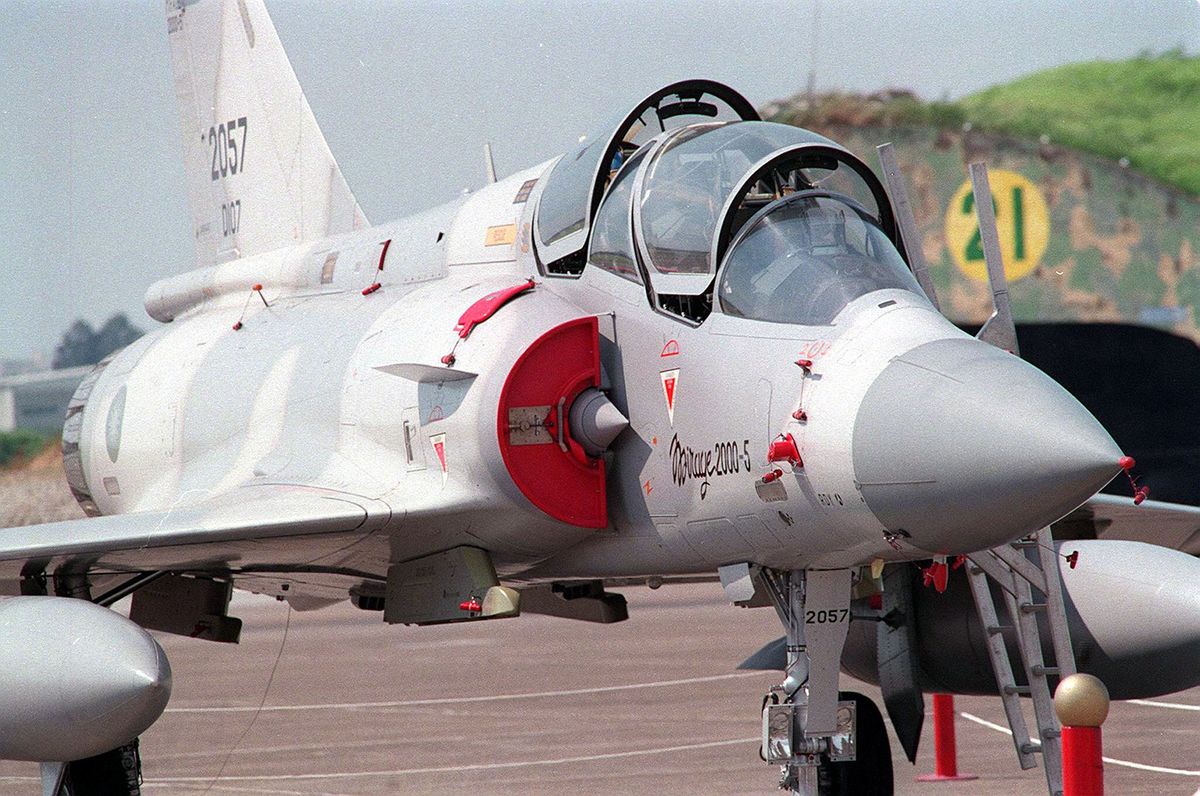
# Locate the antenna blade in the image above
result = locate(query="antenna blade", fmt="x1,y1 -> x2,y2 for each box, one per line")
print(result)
483,142 -> 498,184
969,162 -> 1020,356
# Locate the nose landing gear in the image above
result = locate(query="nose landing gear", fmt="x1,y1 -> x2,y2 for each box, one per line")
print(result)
757,568 -> 894,795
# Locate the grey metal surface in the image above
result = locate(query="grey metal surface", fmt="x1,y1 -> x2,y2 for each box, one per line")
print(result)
0,597 -> 171,762
877,563 -> 925,764
1007,556 -> 1064,793
853,337 -> 1122,553
876,142 -> 940,311
966,560 -> 1040,770
38,762 -> 65,796
970,162 -> 1021,355
802,568 -> 853,737
841,539 -> 1200,701
568,387 -> 629,456
1034,528 -> 1077,682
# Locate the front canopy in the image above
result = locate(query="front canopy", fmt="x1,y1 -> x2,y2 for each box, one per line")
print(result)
718,192 -> 924,325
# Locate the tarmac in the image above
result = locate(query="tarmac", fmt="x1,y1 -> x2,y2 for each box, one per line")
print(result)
1,582 -> 1196,795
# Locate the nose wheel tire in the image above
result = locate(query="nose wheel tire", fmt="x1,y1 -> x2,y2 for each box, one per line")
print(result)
817,692 -> 893,796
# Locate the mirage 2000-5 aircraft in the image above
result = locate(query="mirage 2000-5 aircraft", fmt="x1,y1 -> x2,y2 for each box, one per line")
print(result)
5,1 -> 1200,795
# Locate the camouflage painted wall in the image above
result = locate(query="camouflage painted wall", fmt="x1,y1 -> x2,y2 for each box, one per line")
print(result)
817,125 -> 1200,339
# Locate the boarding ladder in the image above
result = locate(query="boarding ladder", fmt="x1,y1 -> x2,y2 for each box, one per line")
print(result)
967,526 -> 1077,796
876,147 -> 1077,795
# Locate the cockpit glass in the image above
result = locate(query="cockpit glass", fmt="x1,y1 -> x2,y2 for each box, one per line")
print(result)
719,193 -> 923,325
535,85 -> 758,253
589,148 -> 650,283
638,122 -> 839,276
537,131 -> 610,247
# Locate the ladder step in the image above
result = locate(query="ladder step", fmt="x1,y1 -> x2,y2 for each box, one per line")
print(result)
1012,539 -> 1039,548
986,624 -> 1012,635
1041,728 -> 1061,739
1020,602 -> 1048,613
1003,685 -> 1032,695
1020,742 -> 1043,754
1032,665 -> 1060,677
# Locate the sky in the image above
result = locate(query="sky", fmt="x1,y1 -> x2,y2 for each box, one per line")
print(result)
1,0 -> 1198,363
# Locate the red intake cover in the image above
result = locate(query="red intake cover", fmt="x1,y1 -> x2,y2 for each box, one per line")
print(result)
497,317 -> 606,528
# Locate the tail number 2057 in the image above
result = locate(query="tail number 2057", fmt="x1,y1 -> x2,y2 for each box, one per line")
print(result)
207,117 -> 249,181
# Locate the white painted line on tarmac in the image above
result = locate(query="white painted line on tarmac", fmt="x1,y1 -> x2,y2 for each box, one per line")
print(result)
165,671 -> 763,713
1128,699 -> 1200,712
3,775 -> 356,795
1098,759 -> 1200,777
960,711 -> 1200,777
958,711 -> 1016,735
147,737 -> 761,783
145,785 -> 327,796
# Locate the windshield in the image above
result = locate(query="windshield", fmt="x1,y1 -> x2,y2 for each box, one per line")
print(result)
538,133 -> 610,247
638,122 -> 838,276
718,193 -> 923,325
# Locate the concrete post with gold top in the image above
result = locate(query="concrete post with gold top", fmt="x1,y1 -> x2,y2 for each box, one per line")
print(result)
1054,673 -> 1109,795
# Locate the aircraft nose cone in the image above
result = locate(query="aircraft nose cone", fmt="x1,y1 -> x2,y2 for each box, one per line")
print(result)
852,338 -> 1122,553
0,597 -> 173,761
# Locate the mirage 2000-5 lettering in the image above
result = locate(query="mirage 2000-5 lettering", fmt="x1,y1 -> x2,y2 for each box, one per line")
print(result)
4,1 -> 1200,795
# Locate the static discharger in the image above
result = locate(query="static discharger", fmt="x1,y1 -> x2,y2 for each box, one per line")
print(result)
362,238 -> 391,296
231,283 -> 269,331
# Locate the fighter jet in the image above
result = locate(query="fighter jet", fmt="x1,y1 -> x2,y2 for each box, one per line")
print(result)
4,1 -> 1200,794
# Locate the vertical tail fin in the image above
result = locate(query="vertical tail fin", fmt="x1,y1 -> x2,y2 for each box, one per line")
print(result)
166,0 -> 368,268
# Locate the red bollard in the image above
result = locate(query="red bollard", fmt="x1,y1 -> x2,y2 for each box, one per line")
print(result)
1055,674 -> 1109,796
916,694 -> 978,782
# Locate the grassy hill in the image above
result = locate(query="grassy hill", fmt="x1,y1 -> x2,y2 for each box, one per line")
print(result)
765,53 -> 1200,196
961,53 -> 1200,195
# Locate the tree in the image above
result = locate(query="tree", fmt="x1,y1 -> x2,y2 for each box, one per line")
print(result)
94,314 -> 143,361
52,313 -> 143,369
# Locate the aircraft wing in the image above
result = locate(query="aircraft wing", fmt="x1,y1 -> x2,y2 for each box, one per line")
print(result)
0,484 -> 393,595
1064,493 -> 1200,555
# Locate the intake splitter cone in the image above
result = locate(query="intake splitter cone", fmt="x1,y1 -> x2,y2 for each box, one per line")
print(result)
570,388 -> 629,457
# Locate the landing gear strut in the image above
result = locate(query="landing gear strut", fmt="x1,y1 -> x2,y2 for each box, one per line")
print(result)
758,568 -> 892,795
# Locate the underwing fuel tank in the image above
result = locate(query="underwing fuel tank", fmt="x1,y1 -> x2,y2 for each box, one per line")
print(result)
840,540 -> 1200,700
0,597 -> 172,762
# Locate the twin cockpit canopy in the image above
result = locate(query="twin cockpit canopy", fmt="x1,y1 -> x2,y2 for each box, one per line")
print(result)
530,80 -> 925,325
